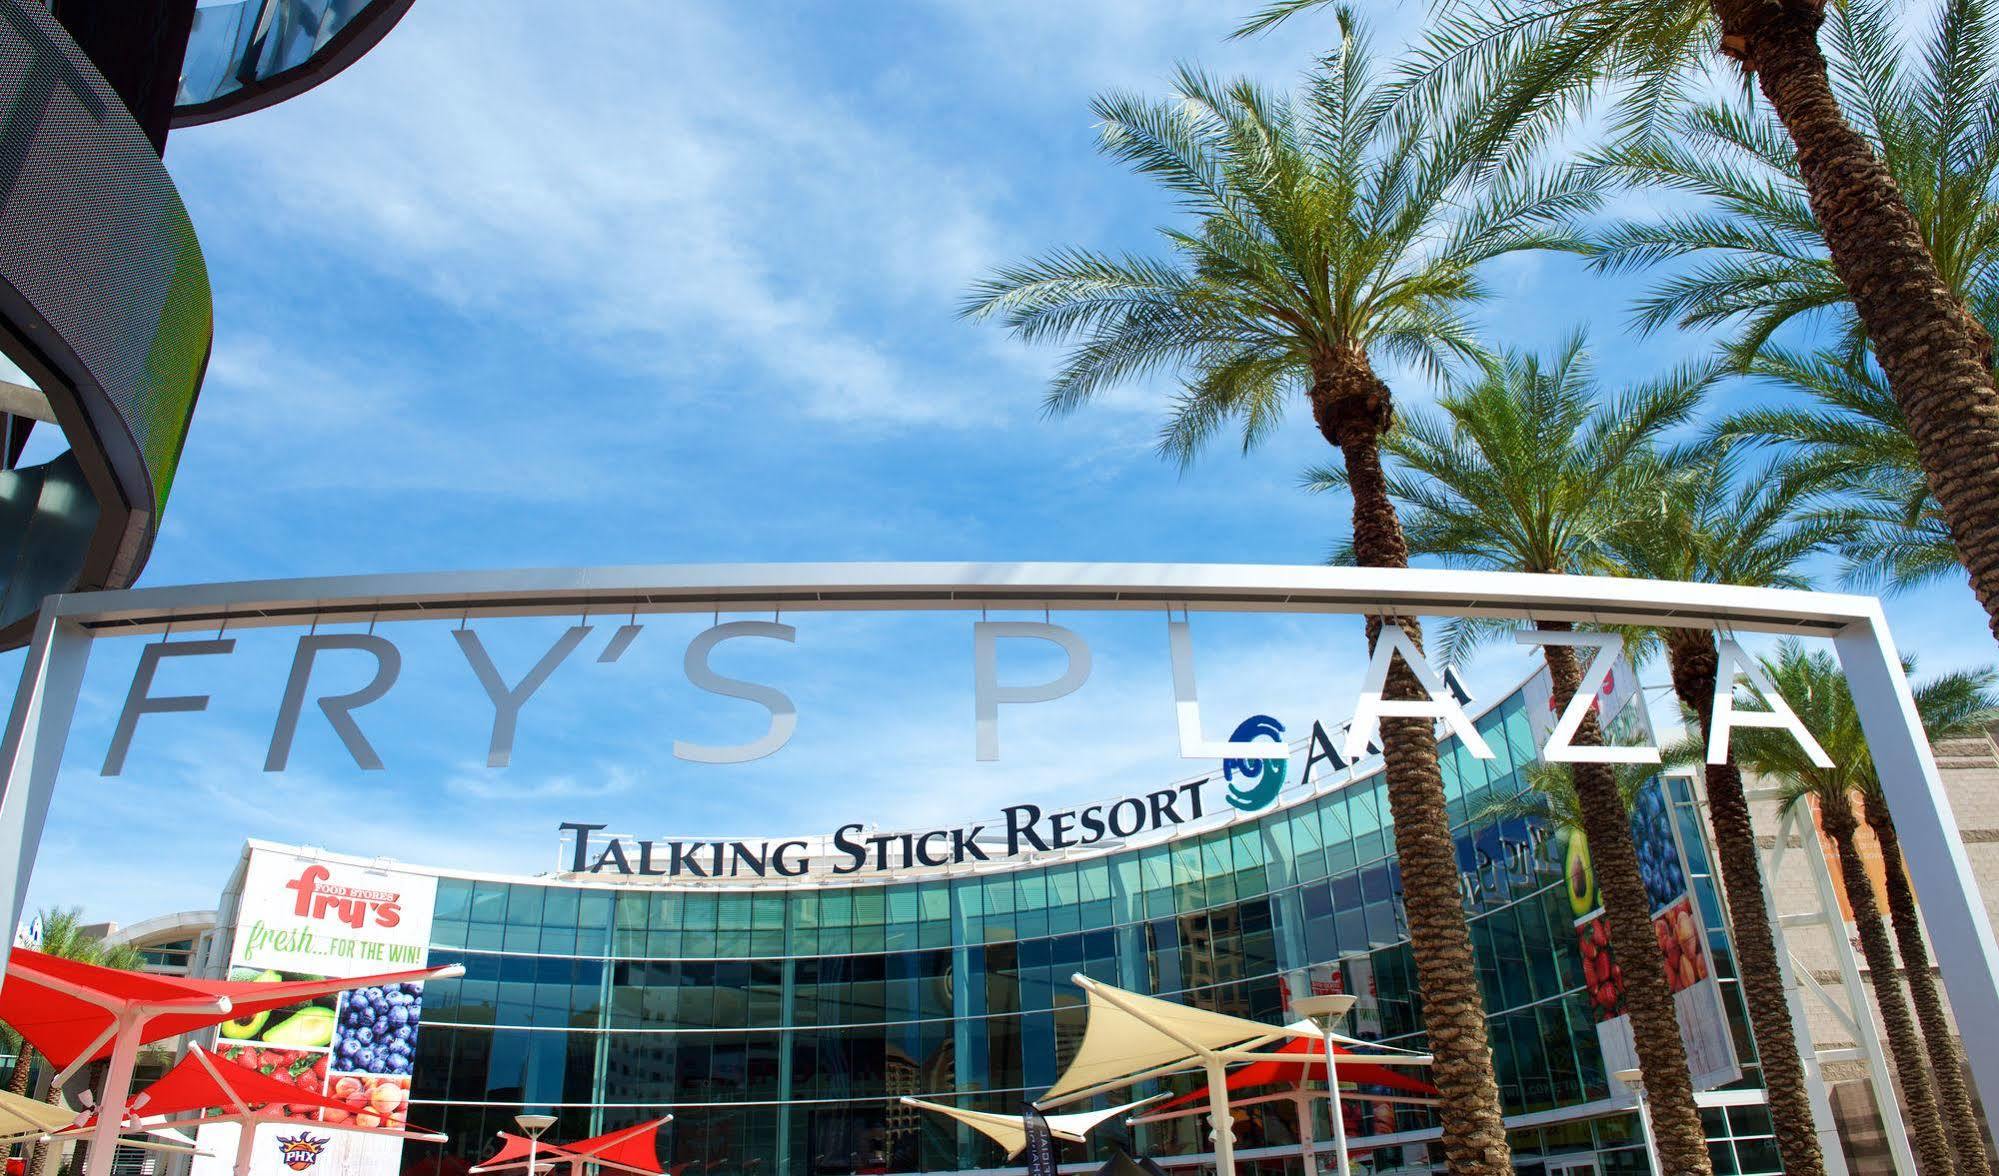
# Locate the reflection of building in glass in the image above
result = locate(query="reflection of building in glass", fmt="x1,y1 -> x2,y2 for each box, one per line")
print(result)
189,674 -> 1795,1175
175,0 -> 414,126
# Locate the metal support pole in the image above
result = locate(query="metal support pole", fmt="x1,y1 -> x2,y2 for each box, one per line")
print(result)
82,1014 -> 141,1176
1294,1091 -> 1319,1176
0,615 -> 92,986
1834,619 -> 1999,1132
233,1120 -> 256,1176
1205,1057 -> 1235,1176
1323,1025 -> 1350,1176
1625,1076 -> 1661,1176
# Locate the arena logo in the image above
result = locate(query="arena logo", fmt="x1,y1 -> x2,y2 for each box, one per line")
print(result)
1221,715 -> 1288,812
95,620 -> 1830,779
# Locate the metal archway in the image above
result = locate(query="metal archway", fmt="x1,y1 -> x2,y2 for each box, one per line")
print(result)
0,560 -> 1991,1132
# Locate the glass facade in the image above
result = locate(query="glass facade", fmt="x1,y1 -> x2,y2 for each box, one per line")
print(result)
407,687 -> 1772,1175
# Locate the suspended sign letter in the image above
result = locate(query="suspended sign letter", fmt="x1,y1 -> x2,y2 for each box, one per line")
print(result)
973,621 -> 1091,761
1708,638 -> 1833,766
1168,619 -> 1293,760
1348,627 -> 1494,761
1514,631 -> 1659,763
102,639 -> 235,775
674,621 -> 798,764
455,625 -> 593,768
265,634 -> 402,771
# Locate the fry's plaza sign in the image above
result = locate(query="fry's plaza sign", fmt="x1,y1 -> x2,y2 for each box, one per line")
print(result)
6,563 -> 1986,1130
97,618 -> 1829,779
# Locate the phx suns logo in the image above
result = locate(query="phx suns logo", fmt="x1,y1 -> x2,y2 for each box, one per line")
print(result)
1221,715 -> 1288,812
274,1133 -> 330,1172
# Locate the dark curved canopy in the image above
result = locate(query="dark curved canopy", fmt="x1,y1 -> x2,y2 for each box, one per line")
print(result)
0,0 -> 212,648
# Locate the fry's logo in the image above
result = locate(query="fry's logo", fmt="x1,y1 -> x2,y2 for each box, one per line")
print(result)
284,865 -> 402,929
274,1133 -> 329,1171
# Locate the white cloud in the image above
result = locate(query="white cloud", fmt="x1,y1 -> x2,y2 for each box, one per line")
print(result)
171,1 -> 1018,429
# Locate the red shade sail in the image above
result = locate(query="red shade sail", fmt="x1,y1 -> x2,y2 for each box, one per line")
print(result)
65,1047 -> 443,1147
127,1047 -> 353,1120
0,948 -> 454,1070
477,1134 -> 582,1170
1153,1036 -> 1436,1113
568,1119 -> 669,1174
475,1119 -> 669,1176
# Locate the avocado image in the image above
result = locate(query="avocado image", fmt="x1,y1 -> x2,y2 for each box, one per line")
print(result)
264,1006 -> 336,1048
219,1010 -> 269,1040
1565,831 -> 1599,917
255,969 -> 282,982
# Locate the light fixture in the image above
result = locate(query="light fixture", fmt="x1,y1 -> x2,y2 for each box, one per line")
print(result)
514,1114 -> 557,1138
1613,1068 -> 1661,1176
1291,993 -> 1357,1020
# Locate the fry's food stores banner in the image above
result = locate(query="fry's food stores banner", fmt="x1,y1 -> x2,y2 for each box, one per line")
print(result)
193,849 -> 437,1176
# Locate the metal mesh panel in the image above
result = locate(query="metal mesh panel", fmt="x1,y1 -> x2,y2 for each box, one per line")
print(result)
0,0 -> 212,639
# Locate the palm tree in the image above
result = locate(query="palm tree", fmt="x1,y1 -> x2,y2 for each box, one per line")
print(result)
5,911 -> 139,1175
1305,337 -> 1715,1173
1841,656 -> 1994,1176
1240,0 -> 1999,654
962,19 -> 1600,1172
1732,642 -> 1972,1176
1603,451 -> 1842,1176
1554,0 -> 1999,621
1723,349 -> 1961,594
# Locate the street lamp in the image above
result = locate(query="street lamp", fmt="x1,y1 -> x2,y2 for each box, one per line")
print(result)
516,1112 -> 558,1176
1613,1068 -> 1661,1176
1293,993 -> 1359,1176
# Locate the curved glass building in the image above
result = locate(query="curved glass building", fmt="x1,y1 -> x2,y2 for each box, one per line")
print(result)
204,673 -> 1781,1176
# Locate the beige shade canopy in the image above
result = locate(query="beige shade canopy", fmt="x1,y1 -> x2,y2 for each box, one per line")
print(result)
0,1090 -> 206,1157
0,1088 -> 80,1142
898,1096 -> 1161,1158
1035,975 -> 1322,1109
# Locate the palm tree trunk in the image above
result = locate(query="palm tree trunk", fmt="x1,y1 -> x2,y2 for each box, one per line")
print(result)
1817,796 -> 1956,1176
1862,793 -> 1992,1175
1540,627 -> 1710,1176
6,1045 -> 33,1160
1321,365 -> 1511,1175
1663,630 -> 1827,1176
1718,0 -> 1999,645
28,1063 -> 63,1176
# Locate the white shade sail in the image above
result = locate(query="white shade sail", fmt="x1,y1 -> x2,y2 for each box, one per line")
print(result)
1035,975 -> 1320,1108
898,1096 -> 1160,1158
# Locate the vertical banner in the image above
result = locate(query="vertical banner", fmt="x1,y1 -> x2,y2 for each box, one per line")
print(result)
193,849 -> 438,1176
1522,659 -> 1739,1088
1023,1104 -> 1059,1176
1566,778 -> 1739,1089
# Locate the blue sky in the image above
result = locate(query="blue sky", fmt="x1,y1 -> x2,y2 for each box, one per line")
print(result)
9,0 -> 1992,926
